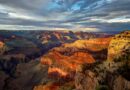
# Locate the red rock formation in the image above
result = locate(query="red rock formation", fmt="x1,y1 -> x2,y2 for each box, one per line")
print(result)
40,38 -> 112,83
0,41 -> 4,48
34,83 -> 59,90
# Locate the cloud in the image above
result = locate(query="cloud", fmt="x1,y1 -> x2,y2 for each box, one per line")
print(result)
0,0 -> 130,32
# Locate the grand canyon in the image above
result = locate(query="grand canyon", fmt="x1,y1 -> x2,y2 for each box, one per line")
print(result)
0,0 -> 130,90
0,30 -> 130,90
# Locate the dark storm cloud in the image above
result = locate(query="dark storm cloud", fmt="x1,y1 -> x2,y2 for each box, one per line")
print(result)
0,0 -> 130,31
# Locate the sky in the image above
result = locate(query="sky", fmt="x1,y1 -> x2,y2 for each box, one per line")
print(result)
0,0 -> 130,32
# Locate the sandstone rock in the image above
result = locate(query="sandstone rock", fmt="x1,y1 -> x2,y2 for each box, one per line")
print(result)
108,31 -> 130,61
75,70 -> 98,90
113,76 -> 130,90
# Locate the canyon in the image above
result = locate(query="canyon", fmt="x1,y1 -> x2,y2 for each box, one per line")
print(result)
0,30 -> 129,90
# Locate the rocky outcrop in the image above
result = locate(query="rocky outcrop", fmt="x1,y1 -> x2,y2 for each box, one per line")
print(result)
34,83 -> 60,90
62,38 -> 111,52
107,75 -> 130,90
74,31 -> 130,90
75,62 -> 130,90
108,31 -> 130,61
75,70 -> 98,90
34,36 -> 111,90
40,38 -> 111,81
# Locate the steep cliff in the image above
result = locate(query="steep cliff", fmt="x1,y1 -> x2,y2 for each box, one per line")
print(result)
75,31 -> 130,90
108,31 -> 130,61
40,37 -> 110,80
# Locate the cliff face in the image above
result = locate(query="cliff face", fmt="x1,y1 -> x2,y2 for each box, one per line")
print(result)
75,70 -> 98,90
106,74 -> 130,90
75,62 -> 130,90
40,38 -> 110,81
75,31 -> 130,90
32,37 -> 110,90
108,31 -> 130,61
